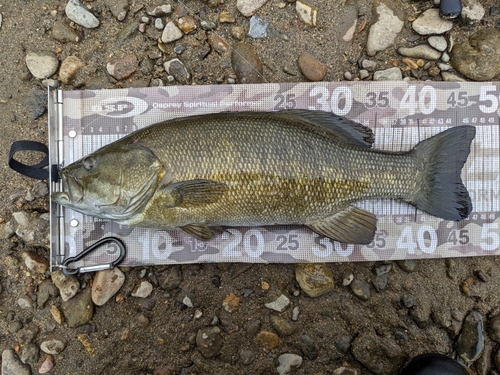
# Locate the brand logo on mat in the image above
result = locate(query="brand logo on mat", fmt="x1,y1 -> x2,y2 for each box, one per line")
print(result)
91,97 -> 148,118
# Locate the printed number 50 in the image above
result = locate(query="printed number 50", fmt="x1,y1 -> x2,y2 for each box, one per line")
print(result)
480,223 -> 499,251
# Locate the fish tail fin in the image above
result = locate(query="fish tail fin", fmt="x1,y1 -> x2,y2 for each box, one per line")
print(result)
411,126 -> 475,221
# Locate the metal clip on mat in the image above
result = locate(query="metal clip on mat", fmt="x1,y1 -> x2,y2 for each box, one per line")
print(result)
61,237 -> 126,276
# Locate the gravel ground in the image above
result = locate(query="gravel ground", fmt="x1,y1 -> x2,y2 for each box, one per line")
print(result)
1,0 -> 500,374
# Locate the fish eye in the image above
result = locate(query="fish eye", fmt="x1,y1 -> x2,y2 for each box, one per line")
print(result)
82,157 -> 95,171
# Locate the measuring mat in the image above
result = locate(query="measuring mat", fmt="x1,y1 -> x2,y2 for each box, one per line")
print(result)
48,82 -> 500,272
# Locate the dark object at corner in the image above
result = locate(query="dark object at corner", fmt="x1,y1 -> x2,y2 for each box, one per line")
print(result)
400,353 -> 474,375
440,0 -> 462,19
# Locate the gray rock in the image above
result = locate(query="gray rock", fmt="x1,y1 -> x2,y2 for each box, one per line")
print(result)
396,259 -> 417,272
52,20 -> 81,43
161,21 -> 183,43
457,310 -> 484,363
428,36 -> 447,52
372,274 -> 388,292
239,349 -> 255,365
16,323 -> 40,345
343,71 -> 352,80
154,18 -> 164,30
270,315 -> 294,336
265,293 -> 290,312
398,45 -> 441,60
31,181 -> 49,198
161,265 -> 183,290
8,320 -> 22,334
366,0 -> 405,56
231,42 -> 264,83
338,0 -> 358,42
51,270 -> 80,301
22,251 -> 49,274
441,71 -> 467,82
488,314 -> 500,343
300,334 -> 319,359
19,342 -> 39,364
65,0 -> 100,28
437,63 -> 451,71
92,268 -> 125,306
131,279 -> 153,298
374,263 -> 391,276
292,306 -> 300,321
200,20 -> 216,31
196,326 -> 223,358
237,0 -> 268,17
350,279 -> 371,301
359,69 -> 370,79
40,333 -> 67,355
2,349 -> 31,375
248,15 -> 269,38
451,29 -> 500,81
11,211 -> 50,247
17,295 -> 34,311
276,353 -> 303,375
25,51 -> 59,80
412,8 -> 453,35
163,58 -> 190,84
295,263 -> 334,297
333,367 -> 360,375
116,21 -> 139,47
361,59 -> 377,72
61,288 -> 94,327
351,330 -> 405,375
373,67 -> 402,81
37,281 -> 59,308
107,0 -> 129,21
106,55 -> 138,80
177,289 -> 198,308
461,0 -> 485,23
146,5 -> 172,17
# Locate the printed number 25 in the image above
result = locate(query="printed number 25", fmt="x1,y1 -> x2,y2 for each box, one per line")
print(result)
274,94 -> 297,110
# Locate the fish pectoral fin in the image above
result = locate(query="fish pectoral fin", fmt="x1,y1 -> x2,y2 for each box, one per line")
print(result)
163,179 -> 228,206
308,206 -> 377,245
179,223 -> 215,241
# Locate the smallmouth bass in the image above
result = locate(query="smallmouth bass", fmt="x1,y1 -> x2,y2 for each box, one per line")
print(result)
52,110 -> 475,244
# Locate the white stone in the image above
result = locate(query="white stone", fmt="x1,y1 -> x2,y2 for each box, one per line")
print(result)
237,0 -> 268,17
276,353 -> 303,375
131,279 -> 153,298
51,270 -> 80,301
366,2 -> 404,56
154,18 -> 164,30
441,71 -> 467,82
25,51 -> 59,79
264,294 -> 290,312
295,1 -> 317,27
398,45 -> 442,60
65,0 -> 100,29
161,21 -> 183,43
373,67 -> 402,81
461,0 -> 485,23
412,8 -> 453,35
92,268 -> 125,306
428,36 -> 447,52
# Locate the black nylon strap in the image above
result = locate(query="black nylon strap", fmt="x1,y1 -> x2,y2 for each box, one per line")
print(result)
9,141 -> 49,180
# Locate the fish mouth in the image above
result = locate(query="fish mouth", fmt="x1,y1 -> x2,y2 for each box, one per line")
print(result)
53,171 -> 84,205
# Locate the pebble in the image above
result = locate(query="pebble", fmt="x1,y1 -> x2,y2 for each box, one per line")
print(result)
428,36 -> 447,52
177,289 -> 197,308
248,15 -> 269,39
154,18 -> 164,30
8,320 -> 22,334
292,306 -> 300,321
22,251 -> 49,274
437,62 -> 451,71
220,12 -> 236,23
163,58 -> 190,84
108,0 -> 129,21
196,326 -> 223,358
297,53 -> 327,82
300,334 -> 319,359
230,26 -> 246,41
276,353 -> 303,375
412,8 -> 453,35
295,263 -> 334,297
255,330 -> 279,349
222,293 -> 240,313
51,270 -> 80,301
237,0 -> 268,17
17,295 -> 34,310
59,55 -> 83,84
359,69 -> 370,79
178,16 -> 197,34
361,59 -> 377,72
92,268 -> 125,306
270,315 -> 295,336
116,20 -> 139,47
161,21 -> 183,43
106,55 -> 138,80
1,349 -> 31,375
50,305 -> 64,324
12,211 -> 50,247
333,367 -> 360,375
366,0 -> 404,56
40,333 -> 67,355
461,0 -> 485,23
488,314 -> 500,343
52,20 -> 81,43
441,71 -> 467,82
25,51 -> 59,80
240,349 -> 255,365
441,52 -> 450,63
61,288 -> 94,327
396,259 -> 417,272
200,20 -> 216,31
338,0 -> 358,42
295,1 -> 317,27
349,279 -> 371,301
265,293 -> 290,312
131,279 -> 153,298
208,33 -> 230,54
65,0 -> 100,29
457,310 -> 484,363
146,5 -> 172,17
451,28 -> 500,81
344,71 -> 352,80
231,42 -> 264,83
38,355 -> 55,374
372,275 -> 388,292
16,323 -> 40,344
374,263 -> 392,276
398,45 -> 441,60
20,342 -> 39,364
161,266 -> 183,290
38,281 -> 59,308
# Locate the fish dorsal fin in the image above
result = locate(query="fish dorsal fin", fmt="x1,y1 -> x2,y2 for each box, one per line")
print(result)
276,109 -> 374,148
180,223 -> 215,241
308,206 -> 377,244
162,179 -> 228,206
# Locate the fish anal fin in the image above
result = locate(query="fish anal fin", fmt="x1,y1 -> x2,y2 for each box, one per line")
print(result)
179,223 -> 215,241
308,206 -> 377,245
163,179 -> 228,205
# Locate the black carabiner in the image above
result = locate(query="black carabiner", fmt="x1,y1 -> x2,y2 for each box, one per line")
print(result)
61,237 -> 126,276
